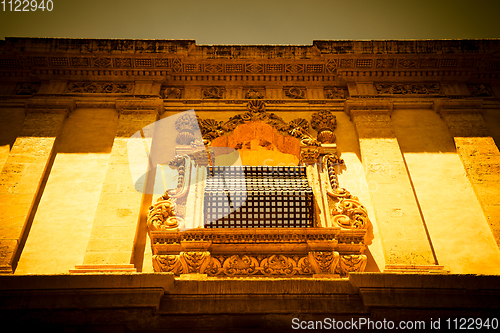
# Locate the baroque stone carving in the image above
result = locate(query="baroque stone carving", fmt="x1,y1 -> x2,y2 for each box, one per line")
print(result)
147,155 -> 192,228
152,251 -> 364,277
323,155 -> 370,230
93,57 -> 112,67
376,59 -> 396,68
172,58 -> 183,72
324,87 -> 345,99
308,251 -> 339,274
284,87 -> 305,99
197,101 -> 319,146
202,86 -> 224,99
285,64 -> 304,73
325,59 -> 338,73
311,110 -> 337,143
115,58 -> 133,68
375,83 -> 441,95
152,252 -> 211,274
153,253 -> 314,277
300,148 -> 320,164
246,63 -> 264,73
338,254 -> 367,276
397,59 -> 417,69
15,83 -> 40,95
468,84 -> 491,97
71,57 -> 90,67
245,88 -> 264,99
147,195 -> 185,231
66,82 -> 133,94
152,228 -> 341,245
163,87 -> 182,99
174,113 -> 199,145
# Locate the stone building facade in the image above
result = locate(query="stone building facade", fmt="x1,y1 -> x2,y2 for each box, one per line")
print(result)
0,38 -> 500,331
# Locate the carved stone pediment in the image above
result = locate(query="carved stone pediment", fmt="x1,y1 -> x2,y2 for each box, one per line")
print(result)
195,101 -> 320,148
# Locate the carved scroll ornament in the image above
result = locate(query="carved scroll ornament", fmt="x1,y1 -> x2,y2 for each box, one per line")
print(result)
323,155 -> 370,230
197,100 -> 320,146
147,155 -> 192,232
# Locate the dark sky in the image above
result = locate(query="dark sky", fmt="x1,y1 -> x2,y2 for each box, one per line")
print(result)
1,0 -> 500,44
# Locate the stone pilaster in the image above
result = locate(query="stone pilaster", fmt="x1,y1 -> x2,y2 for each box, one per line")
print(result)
0,99 -> 74,273
74,100 -> 161,272
346,101 -> 438,270
436,100 -> 500,248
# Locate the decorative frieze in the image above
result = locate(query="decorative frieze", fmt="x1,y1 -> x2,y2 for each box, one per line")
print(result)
66,82 -> 133,94
162,87 -> 183,99
324,87 -> 346,99
92,57 -> 112,68
152,251 -> 366,277
147,197 -> 184,231
468,84 -> 492,97
375,83 -> 442,95
15,83 -> 40,95
202,86 -> 224,99
284,87 -> 306,99
245,88 -> 265,99
376,59 -> 396,68
71,57 -> 90,67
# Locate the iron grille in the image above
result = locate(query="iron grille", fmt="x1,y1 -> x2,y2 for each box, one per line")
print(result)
204,166 -> 313,228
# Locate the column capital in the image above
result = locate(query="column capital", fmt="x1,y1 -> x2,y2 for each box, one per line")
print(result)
433,99 -> 483,115
24,98 -> 76,114
344,99 -> 393,117
115,98 -> 164,115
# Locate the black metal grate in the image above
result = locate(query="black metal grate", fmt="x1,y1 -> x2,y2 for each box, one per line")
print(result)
204,166 -> 313,228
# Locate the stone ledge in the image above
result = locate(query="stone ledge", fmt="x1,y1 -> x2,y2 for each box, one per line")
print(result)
69,264 -> 137,273
0,272 -> 174,290
0,288 -> 165,310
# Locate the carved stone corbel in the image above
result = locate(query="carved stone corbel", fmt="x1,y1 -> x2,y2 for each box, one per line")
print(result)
179,251 -> 212,274
338,254 -> 367,276
308,251 -> 339,275
300,147 -> 321,164
152,251 -> 212,274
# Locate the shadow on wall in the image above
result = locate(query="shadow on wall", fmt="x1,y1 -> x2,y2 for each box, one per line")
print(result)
55,108 -> 119,154
0,108 -> 25,150
391,109 -> 457,153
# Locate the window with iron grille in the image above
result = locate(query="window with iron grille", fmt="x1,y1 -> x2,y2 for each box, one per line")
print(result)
204,166 -> 313,228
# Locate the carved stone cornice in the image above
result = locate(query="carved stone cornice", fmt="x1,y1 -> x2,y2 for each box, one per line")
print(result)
2,38 -> 500,84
